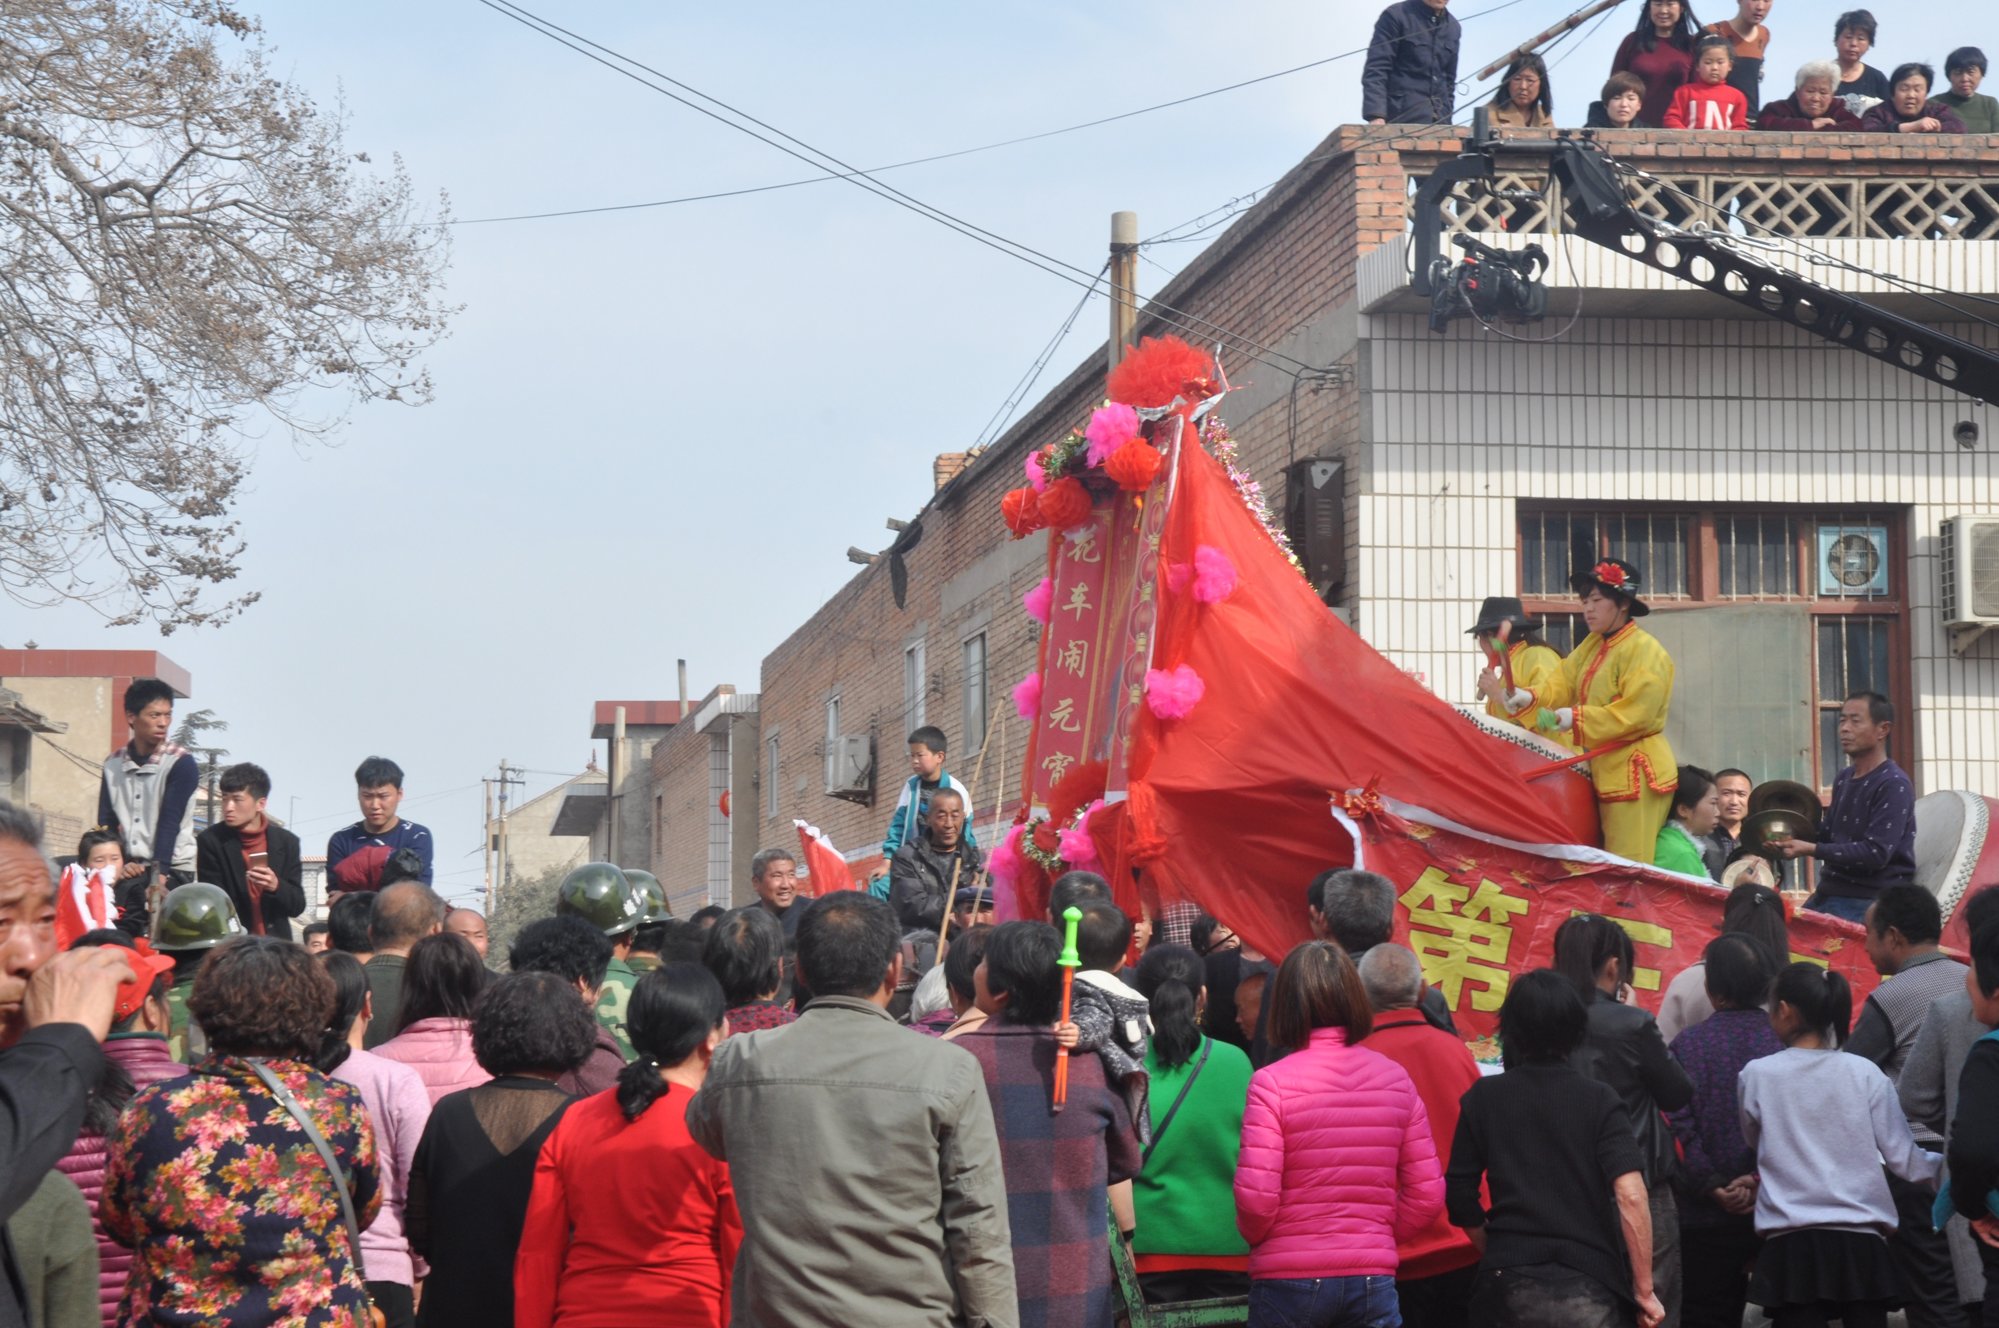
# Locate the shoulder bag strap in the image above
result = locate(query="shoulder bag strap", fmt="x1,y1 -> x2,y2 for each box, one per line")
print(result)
247,1059 -> 368,1280
1141,1038 -> 1212,1165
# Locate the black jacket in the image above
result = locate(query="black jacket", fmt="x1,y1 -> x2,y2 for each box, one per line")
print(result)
195,820 -> 306,941
0,1025 -> 104,1328
1568,987 -> 1694,1185
1362,0 -> 1461,124
887,834 -> 984,933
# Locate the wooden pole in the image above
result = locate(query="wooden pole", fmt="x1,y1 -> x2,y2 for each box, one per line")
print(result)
1109,211 -> 1138,372
483,777 -> 495,915
1475,0 -> 1626,80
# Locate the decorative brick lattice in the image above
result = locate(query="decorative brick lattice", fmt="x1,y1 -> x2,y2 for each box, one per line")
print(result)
1412,168 -> 1999,241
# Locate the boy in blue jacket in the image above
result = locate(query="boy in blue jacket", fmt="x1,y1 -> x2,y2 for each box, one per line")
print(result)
876,727 -> 977,898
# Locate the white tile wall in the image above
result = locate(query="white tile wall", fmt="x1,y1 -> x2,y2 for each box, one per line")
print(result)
1357,309 -> 1999,795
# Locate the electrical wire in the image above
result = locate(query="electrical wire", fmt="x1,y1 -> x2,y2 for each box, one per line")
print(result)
454,0 -> 1539,227
475,0 -> 1336,384
974,262 -> 1108,450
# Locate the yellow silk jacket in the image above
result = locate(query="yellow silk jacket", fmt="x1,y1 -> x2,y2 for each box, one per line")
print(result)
1539,622 -> 1679,800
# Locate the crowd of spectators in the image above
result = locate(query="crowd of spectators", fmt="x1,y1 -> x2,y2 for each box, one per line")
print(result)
1365,0 -> 1999,137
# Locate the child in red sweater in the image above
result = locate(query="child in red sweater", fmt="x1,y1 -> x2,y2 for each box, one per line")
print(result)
1667,35 -> 1753,128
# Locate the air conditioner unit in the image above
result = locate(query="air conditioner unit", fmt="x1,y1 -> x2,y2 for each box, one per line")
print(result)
1940,516 -> 1999,633
824,734 -> 874,804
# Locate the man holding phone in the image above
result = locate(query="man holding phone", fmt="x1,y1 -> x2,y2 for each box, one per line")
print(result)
195,762 -> 306,940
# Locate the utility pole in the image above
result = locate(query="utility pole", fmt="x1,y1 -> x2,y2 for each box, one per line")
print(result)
495,759 -> 524,902
1109,210 -> 1139,372
482,778 -> 495,915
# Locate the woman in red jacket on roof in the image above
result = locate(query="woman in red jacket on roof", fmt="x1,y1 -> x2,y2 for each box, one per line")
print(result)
1612,0 -> 1705,127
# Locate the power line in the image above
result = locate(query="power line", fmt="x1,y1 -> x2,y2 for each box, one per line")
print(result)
475,0 -> 1334,384
454,0 -> 1538,227
974,263 -> 1108,450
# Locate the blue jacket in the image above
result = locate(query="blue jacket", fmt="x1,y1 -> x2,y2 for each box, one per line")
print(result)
1362,0 -> 1461,124
880,773 -> 978,862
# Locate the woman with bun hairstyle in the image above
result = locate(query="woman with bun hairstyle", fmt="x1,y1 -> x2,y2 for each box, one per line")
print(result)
1738,963 -> 1941,1328
1129,944 -> 1253,1304
515,963 -> 740,1328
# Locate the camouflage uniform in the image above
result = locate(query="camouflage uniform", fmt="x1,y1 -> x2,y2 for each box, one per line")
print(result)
595,956 -> 637,1058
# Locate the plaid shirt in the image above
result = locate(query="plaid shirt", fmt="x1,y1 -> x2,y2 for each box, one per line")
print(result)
958,1022 -> 1142,1328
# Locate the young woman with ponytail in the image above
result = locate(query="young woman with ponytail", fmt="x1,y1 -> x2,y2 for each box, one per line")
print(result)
1553,913 -> 1694,1327
514,962 -> 741,1328
317,950 -> 433,1328
1129,944 -> 1253,1304
1738,962 -> 1942,1327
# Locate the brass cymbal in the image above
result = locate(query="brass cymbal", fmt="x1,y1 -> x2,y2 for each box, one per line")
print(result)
1748,779 -> 1821,825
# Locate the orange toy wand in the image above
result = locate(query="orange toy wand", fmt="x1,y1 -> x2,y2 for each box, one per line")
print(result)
1052,905 -> 1082,1114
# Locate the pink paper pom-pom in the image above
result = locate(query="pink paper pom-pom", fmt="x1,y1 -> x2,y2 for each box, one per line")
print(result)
1084,403 -> 1140,467
987,824 -> 1026,888
1024,449 -> 1049,493
1192,545 -> 1238,604
1058,819 -> 1102,870
1144,664 -> 1206,720
1023,576 -> 1054,625
1012,671 -> 1043,720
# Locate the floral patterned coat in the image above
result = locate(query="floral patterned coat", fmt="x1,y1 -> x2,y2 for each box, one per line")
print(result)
100,1056 -> 381,1327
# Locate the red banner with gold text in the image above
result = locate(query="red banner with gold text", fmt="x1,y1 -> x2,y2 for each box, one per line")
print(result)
1337,792 -> 1880,1041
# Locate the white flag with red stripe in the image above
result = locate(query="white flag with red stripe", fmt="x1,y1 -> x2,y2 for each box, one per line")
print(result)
793,819 -> 851,896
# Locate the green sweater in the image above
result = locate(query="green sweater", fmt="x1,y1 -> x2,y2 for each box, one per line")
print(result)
1131,1036 -> 1253,1259
1938,90 -> 1999,135
1654,821 -> 1711,879
7,1172 -> 97,1328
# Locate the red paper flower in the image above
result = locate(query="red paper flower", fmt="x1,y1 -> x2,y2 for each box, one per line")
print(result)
1001,487 -> 1044,539
1031,821 -> 1062,855
1104,439 -> 1163,493
1035,476 -> 1094,531
1592,561 -> 1627,589
1106,335 -> 1213,409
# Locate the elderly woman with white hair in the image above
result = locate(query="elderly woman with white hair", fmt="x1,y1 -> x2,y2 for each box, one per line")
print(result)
1758,59 -> 1865,129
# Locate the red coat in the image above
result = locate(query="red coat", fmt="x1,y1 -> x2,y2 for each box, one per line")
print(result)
515,1084 -> 740,1328
1363,1010 -> 1485,1279
1665,80 -> 1750,129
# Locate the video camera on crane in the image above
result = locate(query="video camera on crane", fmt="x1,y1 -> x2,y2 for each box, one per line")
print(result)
1426,233 -> 1549,334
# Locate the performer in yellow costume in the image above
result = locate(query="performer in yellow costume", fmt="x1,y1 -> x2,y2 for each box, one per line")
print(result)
1468,596 -> 1573,748
1532,559 -> 1679,863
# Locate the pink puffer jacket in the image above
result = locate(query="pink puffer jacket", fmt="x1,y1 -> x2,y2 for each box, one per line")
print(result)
1234,1026 -> 1444,1279
371,1017 -> 491,1105
56,1034 -> 187,1327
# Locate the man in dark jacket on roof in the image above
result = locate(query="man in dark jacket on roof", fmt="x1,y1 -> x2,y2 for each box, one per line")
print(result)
1363,0 -> 1462,125
888,790 -> 984,935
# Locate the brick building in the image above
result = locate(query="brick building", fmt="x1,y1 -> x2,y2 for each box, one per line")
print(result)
643,685 -> 759,916
751,124 -> 1999,877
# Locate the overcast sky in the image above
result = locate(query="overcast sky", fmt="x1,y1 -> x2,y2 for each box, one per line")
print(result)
10,1 -> 1976,905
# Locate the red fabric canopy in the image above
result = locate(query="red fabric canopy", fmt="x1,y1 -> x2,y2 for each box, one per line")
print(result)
1114,425 -> 1600,960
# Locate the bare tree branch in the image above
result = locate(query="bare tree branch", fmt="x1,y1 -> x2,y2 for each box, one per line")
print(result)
0,0 -> 454,632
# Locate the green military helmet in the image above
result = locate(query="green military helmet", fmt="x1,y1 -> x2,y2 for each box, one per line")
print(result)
556,862 -> 644,936
152,882 -> 247,952
622,868 -> 673,925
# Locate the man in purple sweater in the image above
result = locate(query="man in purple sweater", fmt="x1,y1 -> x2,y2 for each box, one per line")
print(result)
1777,691 -> 1917,925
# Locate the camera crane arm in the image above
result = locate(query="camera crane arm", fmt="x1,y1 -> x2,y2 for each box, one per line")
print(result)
1411,132 -> 1999,409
